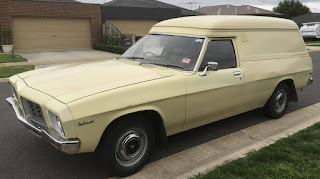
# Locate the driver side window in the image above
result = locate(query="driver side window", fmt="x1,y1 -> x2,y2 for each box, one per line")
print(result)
199,40 -> 236,71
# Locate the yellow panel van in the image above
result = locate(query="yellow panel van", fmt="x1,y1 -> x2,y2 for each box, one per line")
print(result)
7,16 -> 313,176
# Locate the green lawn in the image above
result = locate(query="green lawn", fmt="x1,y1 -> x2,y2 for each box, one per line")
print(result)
0,65 -> 34,78
0,54 -> 28,63
305,40 -> 320,44
193,123 -> 320,179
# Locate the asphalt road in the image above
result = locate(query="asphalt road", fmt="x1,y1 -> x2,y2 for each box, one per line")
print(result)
0,51 -> 319,178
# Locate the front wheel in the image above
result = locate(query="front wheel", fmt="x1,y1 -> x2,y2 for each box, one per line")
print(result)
264,83 -> 290,119
97,116 -> 154,177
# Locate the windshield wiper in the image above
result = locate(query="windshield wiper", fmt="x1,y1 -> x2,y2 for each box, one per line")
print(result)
121,56 -> 145,61
140,62 -> 184,70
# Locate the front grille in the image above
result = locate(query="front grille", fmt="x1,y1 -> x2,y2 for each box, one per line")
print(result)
21,98 -> 47,128
28,101 -> 43,118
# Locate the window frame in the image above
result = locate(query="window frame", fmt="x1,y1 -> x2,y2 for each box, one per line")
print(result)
195,38 -> 239,72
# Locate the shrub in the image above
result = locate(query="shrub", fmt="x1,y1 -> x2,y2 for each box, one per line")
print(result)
1,28 -> 13,45
101,34 -> 126,46
93,44 -> 127,55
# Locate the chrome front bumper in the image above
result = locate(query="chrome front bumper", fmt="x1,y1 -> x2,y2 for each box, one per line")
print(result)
6,97 -> 80,153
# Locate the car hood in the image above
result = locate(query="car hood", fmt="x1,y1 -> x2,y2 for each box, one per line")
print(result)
18,60 -> 174,103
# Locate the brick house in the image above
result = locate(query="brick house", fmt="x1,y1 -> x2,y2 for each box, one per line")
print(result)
0,0 -> 101,50
101,0 -> 203,40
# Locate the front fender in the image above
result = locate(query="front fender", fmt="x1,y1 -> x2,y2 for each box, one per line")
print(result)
68,76 -> 186,153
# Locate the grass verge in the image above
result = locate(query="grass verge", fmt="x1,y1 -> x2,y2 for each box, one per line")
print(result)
0,65 -> 34,78
0,54 -> 28,63
305,40 -> 320,44
193,122 -> 320,179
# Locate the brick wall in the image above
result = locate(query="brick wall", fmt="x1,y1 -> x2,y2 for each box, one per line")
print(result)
0,0 -> 101,47
0,0 -> 9,45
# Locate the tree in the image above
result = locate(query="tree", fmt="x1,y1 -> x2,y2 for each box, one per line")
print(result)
273,0 -> 311,19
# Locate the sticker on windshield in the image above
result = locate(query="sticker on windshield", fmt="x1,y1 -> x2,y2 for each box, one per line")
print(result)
182,58 -> 191,64
195,39 -> 204,43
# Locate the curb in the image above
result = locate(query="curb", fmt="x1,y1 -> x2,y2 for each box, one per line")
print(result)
125,102 -> 320,179
176,104 -> 320,179
0,78 -> 9,82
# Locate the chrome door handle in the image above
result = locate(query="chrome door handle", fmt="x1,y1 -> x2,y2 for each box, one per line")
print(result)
233,71 -> 241,76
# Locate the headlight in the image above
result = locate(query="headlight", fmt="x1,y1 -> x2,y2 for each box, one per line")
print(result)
9,82 -> 17,98
48,111 -> 65,136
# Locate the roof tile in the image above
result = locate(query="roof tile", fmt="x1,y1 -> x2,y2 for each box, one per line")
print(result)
103,0 -> 203,16
195,5 -> 282,17
291,13 -> 320,24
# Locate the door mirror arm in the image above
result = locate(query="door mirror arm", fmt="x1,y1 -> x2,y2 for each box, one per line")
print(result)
199,62 -> 218,76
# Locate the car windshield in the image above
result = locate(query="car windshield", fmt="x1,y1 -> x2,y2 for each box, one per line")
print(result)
121,34 -> 205,71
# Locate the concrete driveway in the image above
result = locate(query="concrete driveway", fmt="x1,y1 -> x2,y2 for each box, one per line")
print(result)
7,50 -> 120,69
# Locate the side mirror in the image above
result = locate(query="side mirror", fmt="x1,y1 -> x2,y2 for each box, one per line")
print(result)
199,62 -> 218,76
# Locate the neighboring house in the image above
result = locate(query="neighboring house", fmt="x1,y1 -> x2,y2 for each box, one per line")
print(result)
101,0 -> 203,39
291,13 -> 320,27
195,4 -> 283,17
0,0 -> 101,50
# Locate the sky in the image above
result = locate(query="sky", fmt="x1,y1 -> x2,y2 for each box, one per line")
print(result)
78,0 -> 320,13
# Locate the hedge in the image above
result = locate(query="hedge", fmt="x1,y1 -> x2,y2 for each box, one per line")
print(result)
93,44 -> 127,55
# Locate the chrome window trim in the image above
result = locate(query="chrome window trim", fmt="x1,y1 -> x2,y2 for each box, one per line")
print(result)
148,32 -> 206,39
122,33 -> 208,74
193,37 -> 208,72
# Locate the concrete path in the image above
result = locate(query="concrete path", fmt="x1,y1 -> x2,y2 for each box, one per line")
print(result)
306,45 -> 320,52
3,50 -> 119,68
123,102 -> 320,179
305,43 -> 320,46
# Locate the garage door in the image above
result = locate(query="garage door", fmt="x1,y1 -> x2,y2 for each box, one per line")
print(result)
13,18 -> 91,50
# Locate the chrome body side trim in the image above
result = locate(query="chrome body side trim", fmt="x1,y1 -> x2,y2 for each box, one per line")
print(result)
6,97 -> 80,153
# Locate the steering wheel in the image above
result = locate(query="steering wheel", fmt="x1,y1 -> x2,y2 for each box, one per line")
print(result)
144,51 -> 156,57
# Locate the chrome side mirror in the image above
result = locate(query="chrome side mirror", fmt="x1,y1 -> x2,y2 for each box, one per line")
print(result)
199,62 -> 218,76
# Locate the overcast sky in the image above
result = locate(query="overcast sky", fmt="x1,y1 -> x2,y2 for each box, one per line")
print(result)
78,0 -> 320,12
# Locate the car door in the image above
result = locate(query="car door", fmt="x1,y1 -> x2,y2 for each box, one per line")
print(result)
184,39 -> 244,128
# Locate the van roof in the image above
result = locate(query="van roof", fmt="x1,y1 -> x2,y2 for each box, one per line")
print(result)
152,15 -> 298,30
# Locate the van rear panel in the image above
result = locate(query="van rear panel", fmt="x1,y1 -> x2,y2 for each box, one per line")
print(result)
236,30 -> 312,110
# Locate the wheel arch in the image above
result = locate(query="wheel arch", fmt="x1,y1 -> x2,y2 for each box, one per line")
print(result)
275,78 -> 298,102
97,109 -> 167,151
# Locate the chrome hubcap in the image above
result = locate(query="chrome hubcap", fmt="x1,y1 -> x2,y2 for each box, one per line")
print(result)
275,89 -> 287,113
115,128 -> 148,167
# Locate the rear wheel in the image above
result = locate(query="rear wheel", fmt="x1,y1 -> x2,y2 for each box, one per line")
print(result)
97,116 -> 154,177
264,83 -> 290,119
